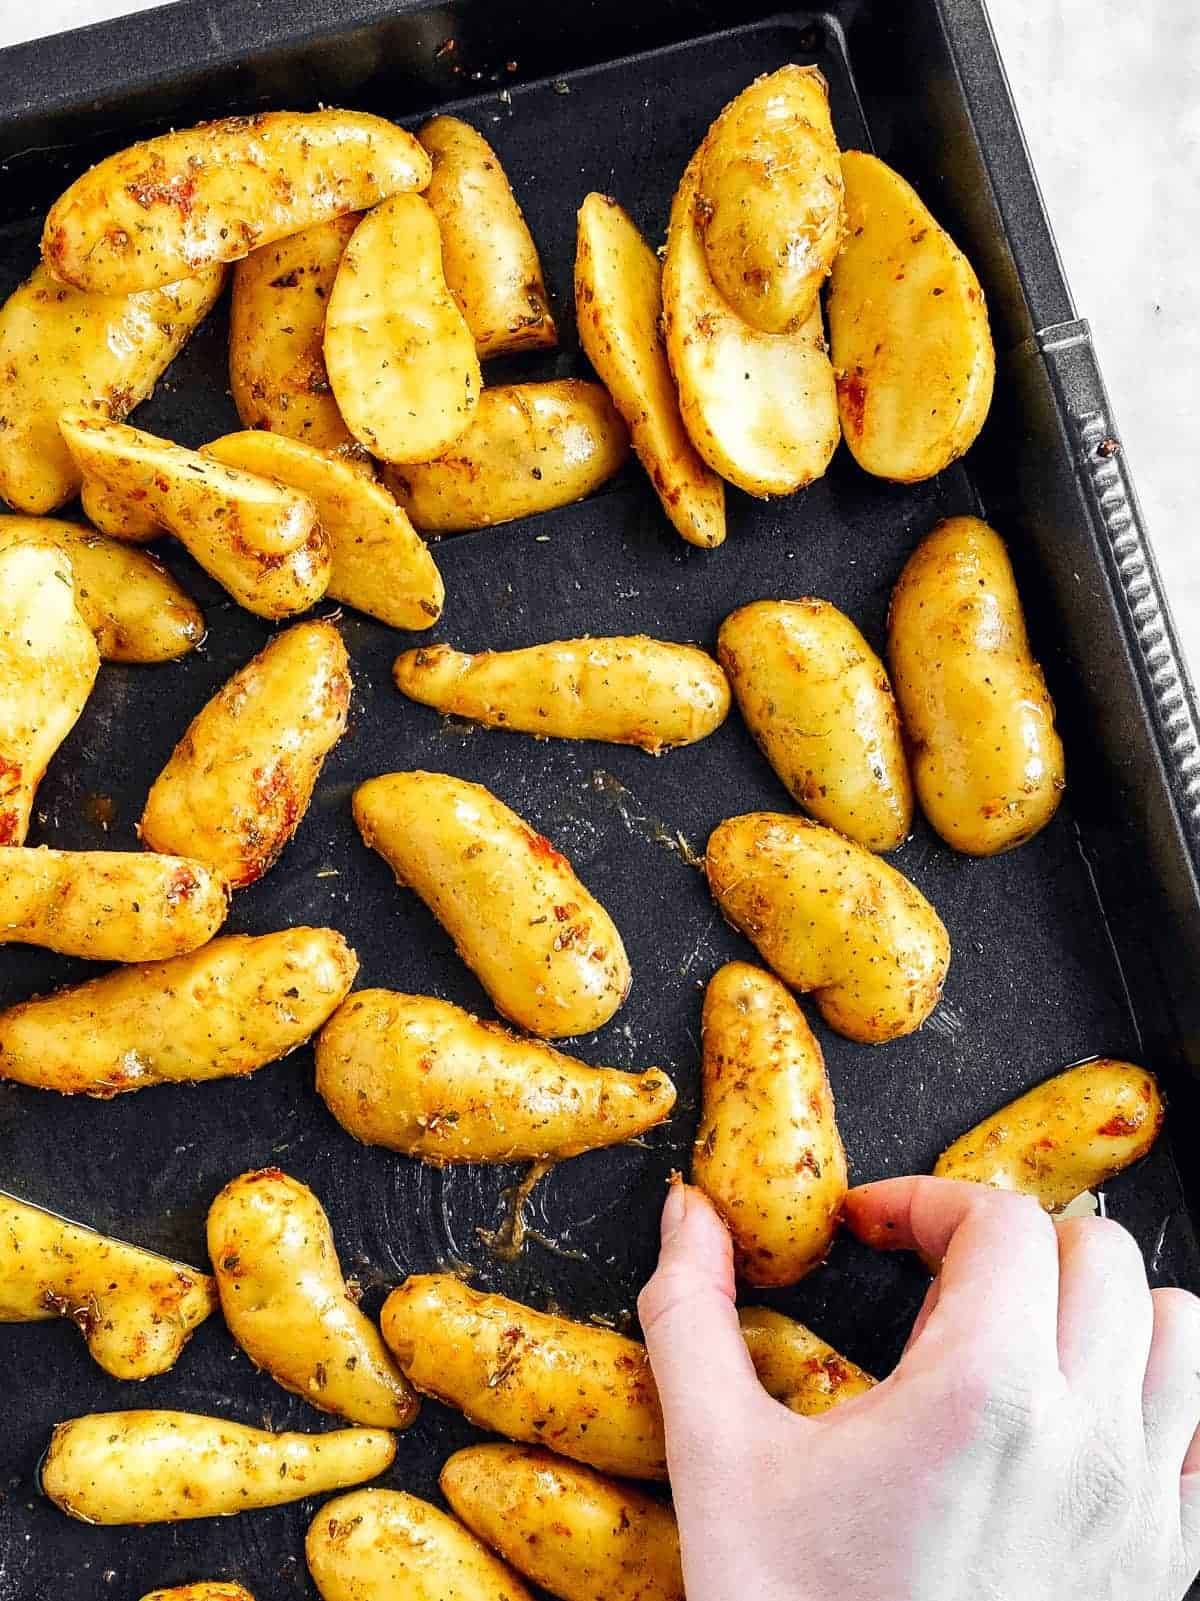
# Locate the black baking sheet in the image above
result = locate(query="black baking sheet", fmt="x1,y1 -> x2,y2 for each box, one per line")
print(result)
1,12 -> 1198,1600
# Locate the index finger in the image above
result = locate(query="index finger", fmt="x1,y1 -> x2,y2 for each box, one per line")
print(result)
845,1176 -> 1061,1377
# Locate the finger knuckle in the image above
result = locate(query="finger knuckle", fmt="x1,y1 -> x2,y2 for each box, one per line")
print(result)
1061,1214 -> 1144,1270
946,1361 -> 1050,1451
1066,1436 -> 1139,1531
1153,1285 -> 1200,1339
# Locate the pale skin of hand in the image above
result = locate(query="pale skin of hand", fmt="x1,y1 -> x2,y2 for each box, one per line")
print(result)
639,1177 -> 1200,1601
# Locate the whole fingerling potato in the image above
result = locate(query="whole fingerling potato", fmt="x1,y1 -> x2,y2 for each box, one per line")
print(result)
888,516 -> 1065,855
208,1169 -> 418,1427
695,962 -> 847,1285
933,1059 -> 1163,1212
0,1193 -> 216,1380
739,1307 -> 876,1415
353,772 -> 630,1039
393,636 -> 729,753
141,620 -> 351,888
441,1444 -> 685,1601
705,813 -> 949,1042
718,598 -> 911,852
315,989 -> 675,1164
140,1587 -> 257,1601
306,1488 -> 533,1601
381,1275 -> 667,1479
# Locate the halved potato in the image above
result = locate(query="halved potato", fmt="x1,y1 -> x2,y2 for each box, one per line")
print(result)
697,66 -> 843,333
42,110 -> 432,294
315,989 -> 675,1164
0,263 -> 225,514
933,1059 -> 1164,1213
0,929 -> 356,1095
575,193 -> 724,548
0,517 -> 203,663
0,1192 -> 216,1380
325,194 -> 481,464
0,849 -> 229,961
419,116 -> 556,360
738,1307 -> 876,1415
827,151 -> 995,481
229,215 -> 363,457
0,543 -> 99,845
57,411 -> 331,619
384,381 -> 629,533
202,431 -> 443,629
140,621 -> 350,888
393,636 -> 729,752
663,151 -> 839,496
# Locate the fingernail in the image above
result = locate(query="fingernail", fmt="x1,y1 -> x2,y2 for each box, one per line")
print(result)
661,1179 -> 687,1246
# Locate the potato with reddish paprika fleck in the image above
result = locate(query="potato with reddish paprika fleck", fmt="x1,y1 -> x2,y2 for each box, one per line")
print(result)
141,620 -> 350,888
933,1059 -> 1164,1213
353,772 -> 629,1039
140,1587 -> 257,1601
739,1307 -> 876,1415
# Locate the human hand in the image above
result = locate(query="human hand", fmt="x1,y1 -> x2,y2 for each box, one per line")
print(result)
638,1176 -> 1200,1601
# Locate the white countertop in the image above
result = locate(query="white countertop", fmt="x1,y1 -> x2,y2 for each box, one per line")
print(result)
3,0 -> 1197,668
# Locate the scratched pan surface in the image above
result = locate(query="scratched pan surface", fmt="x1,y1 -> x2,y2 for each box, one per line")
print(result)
1,9 -> 1199,1600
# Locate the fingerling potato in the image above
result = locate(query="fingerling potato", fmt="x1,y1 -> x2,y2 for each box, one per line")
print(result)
888,516 -> 1065,855
353,772 -> 629,1039
229,215 -> 363,457
208,1169 -> 418,1427
307,1489 -> 533,1601
738,1307 -> 876,1415
41,1411 -> 396,1523
662,151 -> 839,496
43,110 -> 431,294
315,989 -> 675,1164
0,1193 -> 215,1380
695,962 -> 846,1285
441,1444 -> 684,1601
0,849 -> 229,960
705,813 -> 949,1042
202,431 -> 443,630
575,193 -> 724,549
0,928 -> 355,1095
325,194 -> 480,464
381,1275 -> 666,1479
0,543 -> 99,845
827,151 -> 995,481
141,620 -> 350,888
57,411 -> 331,619
140,1587 -> 256,1601
697,66 -> 843,333
393,636 -> 729,753
419,116 -> 556,360
933,1059 -> 1164,1212
0,517 -> 203,663
0,263 -> 225,514
718,598 -> 911,851
384,381 -> 629,534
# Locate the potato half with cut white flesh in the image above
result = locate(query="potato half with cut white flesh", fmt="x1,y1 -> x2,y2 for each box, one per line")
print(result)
42,110 -> 431,295
203,431 -> 443,630
0,1192 -> 216,1381
0,517 -> 203,663
393,636 -> 729,753
0,543 -> 99,846
0,263 -> 225,515
0,928 -> 356,1096
57,411 -> 330,619
697,65 -> 843,334
739,1307 -> 876,1415
208,1169 -> 418,1427
419,116 -> 556,360
827,150 -> 995,481
0,848 -> 229,961
140,621 -> 351,889
325,194 -> 481,465
229,215 -> 364,458
663,151 -> 839,496
575,193 -> 724,548
41,1411 -> 396,1524
383,381 -> 628,534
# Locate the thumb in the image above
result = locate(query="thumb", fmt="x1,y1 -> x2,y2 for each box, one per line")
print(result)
638,1181 -> 773,1474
